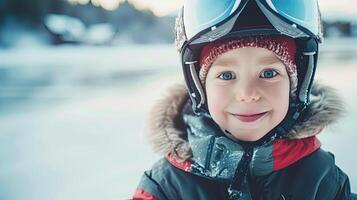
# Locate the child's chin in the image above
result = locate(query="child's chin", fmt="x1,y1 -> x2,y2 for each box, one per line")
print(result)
228,129 -> 267,142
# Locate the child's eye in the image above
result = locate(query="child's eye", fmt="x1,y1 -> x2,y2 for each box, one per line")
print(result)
218,72 -> 236,80
259,69 -> 278,78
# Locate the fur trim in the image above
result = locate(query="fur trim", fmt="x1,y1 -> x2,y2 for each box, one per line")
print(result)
145,82 -> 344,160
145,84 -> 191,162
287,83 -> 345,138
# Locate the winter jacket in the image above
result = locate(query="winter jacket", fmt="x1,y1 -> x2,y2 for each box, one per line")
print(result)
132,83 -> 356,200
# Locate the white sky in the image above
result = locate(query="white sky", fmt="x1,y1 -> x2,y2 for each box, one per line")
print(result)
68,0 -> 357,18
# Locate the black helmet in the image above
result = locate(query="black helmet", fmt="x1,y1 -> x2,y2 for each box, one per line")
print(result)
175,0 -> 323,116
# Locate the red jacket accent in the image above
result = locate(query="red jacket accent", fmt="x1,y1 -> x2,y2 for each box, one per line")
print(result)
166,153 -> 192,172
273,136 -> 321,171
132,188 -> 157,200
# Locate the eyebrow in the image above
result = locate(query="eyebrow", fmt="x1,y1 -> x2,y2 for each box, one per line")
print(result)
212,55 -> 282,68
257,55 -> 281,65
211,59 -> 235,68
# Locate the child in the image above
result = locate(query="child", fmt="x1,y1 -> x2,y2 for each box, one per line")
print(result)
133,1 -> 356,199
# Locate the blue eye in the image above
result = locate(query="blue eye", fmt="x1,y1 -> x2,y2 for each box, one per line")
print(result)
218,72 -> 235,80
260,69 -> 278,78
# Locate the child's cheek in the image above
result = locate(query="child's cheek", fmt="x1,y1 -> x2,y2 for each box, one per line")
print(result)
263,80 -> 290,120
206,85 -> 230,124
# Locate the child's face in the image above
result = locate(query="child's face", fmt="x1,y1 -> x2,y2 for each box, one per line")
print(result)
205,47 -> 290,141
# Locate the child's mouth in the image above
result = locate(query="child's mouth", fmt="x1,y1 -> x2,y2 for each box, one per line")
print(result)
232,112 -> 268,123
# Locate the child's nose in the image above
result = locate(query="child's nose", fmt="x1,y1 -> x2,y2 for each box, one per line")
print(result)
235,82 -> 261,103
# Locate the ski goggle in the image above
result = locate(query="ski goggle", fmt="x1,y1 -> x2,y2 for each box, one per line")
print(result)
183,0 -> 322,42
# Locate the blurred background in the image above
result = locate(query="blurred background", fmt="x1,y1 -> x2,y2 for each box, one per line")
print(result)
0,0 -> 356,199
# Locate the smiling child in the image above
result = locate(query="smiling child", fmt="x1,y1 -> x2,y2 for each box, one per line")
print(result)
132,1 -> 356,199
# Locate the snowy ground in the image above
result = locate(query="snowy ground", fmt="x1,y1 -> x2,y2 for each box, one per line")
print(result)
0,39 -> 356,199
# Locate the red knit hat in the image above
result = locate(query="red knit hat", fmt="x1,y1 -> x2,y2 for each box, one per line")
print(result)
199,35 -> 298,95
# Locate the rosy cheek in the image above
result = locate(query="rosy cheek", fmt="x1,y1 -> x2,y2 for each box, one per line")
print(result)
206,86 -> 229,119
269,81 -> 290,118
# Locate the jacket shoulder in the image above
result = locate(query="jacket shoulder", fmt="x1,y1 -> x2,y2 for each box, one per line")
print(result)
133,157 -> 230,200
301,148 -> 336,170
133,158 -> 175,200
252,148 -> 353,200
283,148 -> 352,199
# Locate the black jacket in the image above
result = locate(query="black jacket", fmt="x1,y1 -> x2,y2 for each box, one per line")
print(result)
133,83 -> 356,200
136,149 -> 353,200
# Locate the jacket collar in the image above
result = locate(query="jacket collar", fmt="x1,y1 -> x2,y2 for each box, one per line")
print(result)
145,82 -> 344,178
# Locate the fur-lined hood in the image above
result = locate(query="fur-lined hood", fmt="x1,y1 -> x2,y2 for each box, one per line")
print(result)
145,82 -> 344,162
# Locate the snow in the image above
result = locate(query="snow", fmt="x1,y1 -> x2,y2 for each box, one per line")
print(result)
0,40 -> 356,199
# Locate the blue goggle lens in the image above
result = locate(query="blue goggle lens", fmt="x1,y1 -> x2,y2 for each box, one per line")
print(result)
183,0 -> 242,40
183,0 -> 320,41
266,0 -> 319,36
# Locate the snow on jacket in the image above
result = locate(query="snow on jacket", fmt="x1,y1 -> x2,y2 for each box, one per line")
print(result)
132,82 -> 356,200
